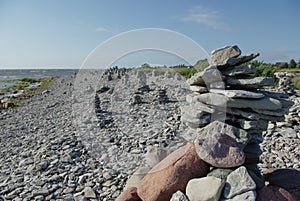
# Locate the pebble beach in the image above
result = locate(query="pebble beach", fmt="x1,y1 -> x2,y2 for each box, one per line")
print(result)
0,67 -> 299,200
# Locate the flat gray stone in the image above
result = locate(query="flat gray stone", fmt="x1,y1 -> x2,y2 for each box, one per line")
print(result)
221,64 -> 257,76
196,121 -> 249,148
209,45 -> 241,66
187,67 -> 224,86
226,76 -> 274,88
210,89 -> 264,99
252,108 -> 288,116
259,90 -> 289,99
226,108 -> 260,120
221,190 -> 256,201
170,190 -> 189,201
186,176 -> 225,201
223,166 -> 256,199
181,105 -> 212,118
194,93 -> 282,110
210,52 -> 259,68
185,94 -> 215,113
195,132 -> 245,168
182,112 -> 211,128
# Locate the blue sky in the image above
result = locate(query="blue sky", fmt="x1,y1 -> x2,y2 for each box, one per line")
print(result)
0,0 -> 299,69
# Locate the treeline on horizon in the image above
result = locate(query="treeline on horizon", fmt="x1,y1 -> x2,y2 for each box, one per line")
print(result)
134,58 -> 300,89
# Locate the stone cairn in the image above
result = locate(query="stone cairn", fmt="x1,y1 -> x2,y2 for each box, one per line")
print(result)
275,72 -> 296,95
116,45 -> 296,201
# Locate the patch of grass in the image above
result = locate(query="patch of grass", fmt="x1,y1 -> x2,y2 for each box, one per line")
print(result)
1,77 -> 54,109
0,82 -> 29,93
19,78 -> 38,83
292,76 -> 300,90
23,77 -> 53,95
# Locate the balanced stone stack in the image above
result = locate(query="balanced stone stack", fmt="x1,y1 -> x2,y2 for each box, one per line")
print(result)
275,72 -> 296,95
180,45 -> 294,200
115,46 -> 297,201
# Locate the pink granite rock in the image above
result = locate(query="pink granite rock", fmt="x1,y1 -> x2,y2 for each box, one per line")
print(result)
137,143 -> 209,201
194,132 -> 245,168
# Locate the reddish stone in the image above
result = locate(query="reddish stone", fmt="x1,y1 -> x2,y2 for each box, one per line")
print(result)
195,132 -> 245,168
137,143 -> 209,201
116,187 -> 141,201
257,185 -> 299,201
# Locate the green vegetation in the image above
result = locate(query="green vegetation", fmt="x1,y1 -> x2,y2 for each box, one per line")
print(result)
0,78 -> 38,93
293,76 -> 300,90
1,77 -> 54,109
23,77 -> 53,95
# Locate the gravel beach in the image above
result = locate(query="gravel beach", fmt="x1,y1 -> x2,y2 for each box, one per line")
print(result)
0,70 -> 299,200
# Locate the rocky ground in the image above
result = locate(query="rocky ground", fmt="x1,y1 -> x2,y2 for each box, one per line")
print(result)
0,70 -> 299,200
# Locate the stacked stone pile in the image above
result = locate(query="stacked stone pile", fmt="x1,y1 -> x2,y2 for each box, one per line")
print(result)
116,45 -> 298,201
275,72 -> 296,95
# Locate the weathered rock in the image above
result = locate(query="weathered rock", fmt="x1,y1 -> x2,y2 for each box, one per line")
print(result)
170,191 -> 189,201
137,143 -> 209,201
257,185 -> 298,201
84,186 -> 96,199
208,45 -> 242,66
196,121 -> 249,148
187,67 -> 224,86
116,187 -> 141,201
210,51 -> 259,68
186,176 -> 225,201
226,108 -> 261,120
194,93 -> 282,110
226,76 -> 274,88
220,64 -> 257,76
195,132 -> 245,168
181,112 -> 211,128
223,166 -> 256,199
210,89 -> 264,99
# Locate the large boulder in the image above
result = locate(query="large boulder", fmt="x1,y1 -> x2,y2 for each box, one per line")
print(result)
137,143 -> 210,201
